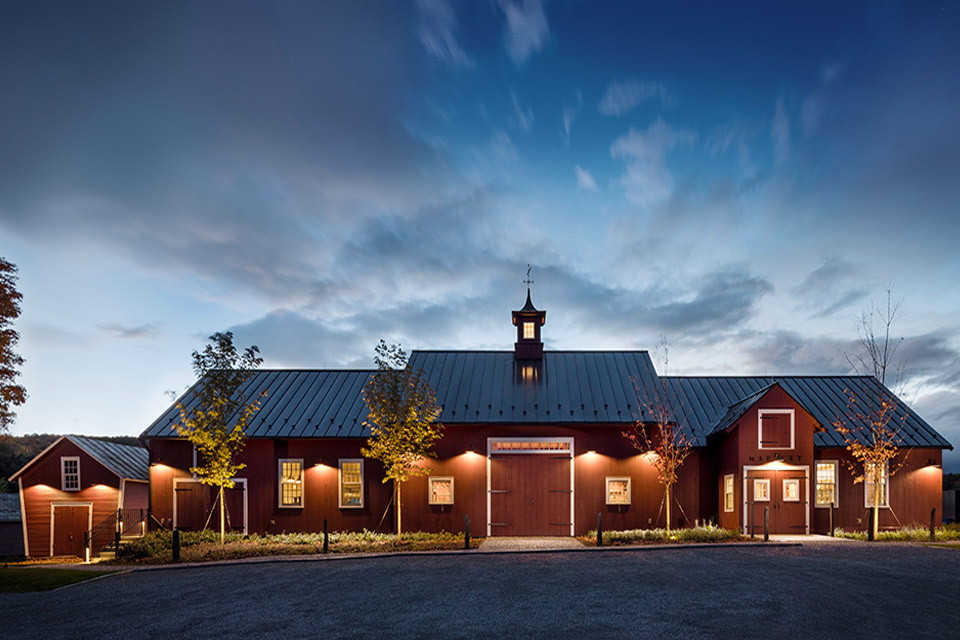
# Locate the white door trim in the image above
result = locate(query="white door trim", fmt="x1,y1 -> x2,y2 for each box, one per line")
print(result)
172,477 -> 248,535
742,464 -> 809,535
486,437 -> 575,537
49,501 -> 93,557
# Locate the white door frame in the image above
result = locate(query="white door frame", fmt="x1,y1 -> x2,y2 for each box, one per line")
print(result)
486,437 -> 575,537
742,464 -> 809,535
49,501 -> 93,557
173,477 -> 248,535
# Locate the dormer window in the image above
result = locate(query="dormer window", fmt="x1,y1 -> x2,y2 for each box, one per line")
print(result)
523,322 -> 535,339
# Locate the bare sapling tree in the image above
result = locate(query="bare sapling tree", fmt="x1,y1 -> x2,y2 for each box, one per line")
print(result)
362,340 -> 443,541
0,257 -> 27,432
176,331 -> 265,544
833,286 -> 908,539
624,336 -> 693,535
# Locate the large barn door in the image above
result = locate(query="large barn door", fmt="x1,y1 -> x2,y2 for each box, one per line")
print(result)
174,479 -> 247,534
743,465 -> 809,535
487,439 -> 573,536
52,504 -> 90,558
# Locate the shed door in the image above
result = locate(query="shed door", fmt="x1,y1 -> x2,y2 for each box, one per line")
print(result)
175,482 -> 246,533
53,505 -> 89,558
489,454 -> 571,536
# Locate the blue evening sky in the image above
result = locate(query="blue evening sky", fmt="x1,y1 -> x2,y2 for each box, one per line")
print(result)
1,1 -> 959,468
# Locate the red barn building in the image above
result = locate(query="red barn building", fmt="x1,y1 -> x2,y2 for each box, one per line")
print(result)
10,436 -> 149,559
142,293 -> 951,537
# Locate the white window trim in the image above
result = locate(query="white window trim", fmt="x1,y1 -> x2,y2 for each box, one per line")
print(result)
782,478 -> 800,502
605,476 -> 632,505
757,409 -> 795,450
338,459 -> 364,509
753,478 -> 771,502
61,456 -> 80,492
864,461 -> 890,509
723,474 -> 735,513
815,460 -> 839,508
278,458 -> 304,509
428,476 -> 455,505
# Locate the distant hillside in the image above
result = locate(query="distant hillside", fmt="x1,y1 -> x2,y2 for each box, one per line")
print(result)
0,434 -> 143,492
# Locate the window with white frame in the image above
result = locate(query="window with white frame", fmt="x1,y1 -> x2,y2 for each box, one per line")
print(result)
278,459 -> 303,508
815,461 -> 838,507
782,478 -> 800,502
339,459 -> 364,508
523,322 -> 535,339
753,478 -> 770,502
61,457 -> 80,491
758,409 -> 795,449
724,474 -> 734,512
606,477 -> 631,505
428,477 -> 454,505
864,461 -> 889,508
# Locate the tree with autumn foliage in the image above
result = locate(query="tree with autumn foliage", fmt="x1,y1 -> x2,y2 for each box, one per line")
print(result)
0,257 -> 27,432
175,331 -> 265,544
624,337 -> 693,535
362,341 -> 443,540
833,287 -> 908,540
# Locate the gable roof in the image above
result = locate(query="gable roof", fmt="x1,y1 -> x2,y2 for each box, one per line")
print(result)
9,435 -> 149,482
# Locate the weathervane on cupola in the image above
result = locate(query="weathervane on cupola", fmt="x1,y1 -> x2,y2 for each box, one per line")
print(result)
512,264 -> 546,360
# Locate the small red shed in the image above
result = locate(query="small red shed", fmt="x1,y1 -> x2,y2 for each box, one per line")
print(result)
10,436 -> 149,559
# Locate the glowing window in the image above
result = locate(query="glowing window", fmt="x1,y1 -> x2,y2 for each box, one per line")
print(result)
278,459 -> 303,508
723,474 -> 734,512
429,477 -> 454,505
339,459 -> 364,508
864,461 -> 889,508
783,478 -> 800,502
61,457 -> 80,491
606,477 -> 631,505
753,478 -> 770,502
523,322 -> 535,339
815,461 -> 838,507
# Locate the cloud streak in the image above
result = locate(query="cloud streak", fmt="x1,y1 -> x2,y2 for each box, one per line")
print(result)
598,79 -> 672,116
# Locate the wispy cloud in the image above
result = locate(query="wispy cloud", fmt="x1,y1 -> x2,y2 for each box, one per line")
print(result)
610,118 -> 696,207
417,0 -> 474,68
598,79 -> 671,116
511,91 -> 534,132
99,323 -> 163,340
792,257 -> 868,319
561,90 -> 582,145
497,0 -> 550,65
771,97 -> 791,165
574,165 -> 597,191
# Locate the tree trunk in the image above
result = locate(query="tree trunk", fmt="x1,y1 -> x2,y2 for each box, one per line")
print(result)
872,476 -> 881,540
219,486 -> 225,545
665,483 -> 672,535
395,480 -> 402,542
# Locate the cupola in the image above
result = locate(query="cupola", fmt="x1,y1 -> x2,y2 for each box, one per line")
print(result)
512,282 -> 546,361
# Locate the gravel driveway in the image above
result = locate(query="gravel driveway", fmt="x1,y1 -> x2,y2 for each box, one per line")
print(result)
2,543 -> 957,639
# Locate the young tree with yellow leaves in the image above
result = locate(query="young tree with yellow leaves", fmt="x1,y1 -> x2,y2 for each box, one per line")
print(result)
176,331 -> 265,544
362,341 -> 442,541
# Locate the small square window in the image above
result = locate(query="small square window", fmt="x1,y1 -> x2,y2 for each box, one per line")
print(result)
278,459 -> 303,508
428,477 -> 454,505
606,477 -> 631,505
753,478 -> 770,502
758,409 -> 795,450
723,474 -> 734,512
339,459 -> 364,508
61,457 -> 80,491
782,478 -> 800,502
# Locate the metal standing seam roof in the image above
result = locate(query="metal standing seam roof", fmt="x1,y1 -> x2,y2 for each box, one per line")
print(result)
69,436 -> 150,481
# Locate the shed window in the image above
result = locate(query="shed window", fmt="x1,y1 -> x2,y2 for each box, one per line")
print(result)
758,409 -> 795,450
523,322 -> 535,339
429,477 -> 454,505
278,459 -> 303,508
723,474 -> 734,512
606,477 -> 631,505
339,459 -> 364,508
815,461 -> 838,507
782,478 -> 800,502
864,461 -> 889,508
61,457 -> 80,491
753,479 -> 770,502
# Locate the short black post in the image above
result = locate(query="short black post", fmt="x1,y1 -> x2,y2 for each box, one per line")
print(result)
464,514 -> 470,550
172,529 -> 180,562
930,508 -> 936,542
749,502 -> 754,539
829,502 -> 835,537
115,528 -> 121,551
763,507 -> 769,542
323,518 -> 329,554
867,507 -> 875,541
597,512 -> 603,547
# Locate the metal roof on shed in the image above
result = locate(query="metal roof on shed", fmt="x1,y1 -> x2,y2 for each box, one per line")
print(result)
409,351 -> 660,424
69,436 -> 150,481
141,370 -> 375,439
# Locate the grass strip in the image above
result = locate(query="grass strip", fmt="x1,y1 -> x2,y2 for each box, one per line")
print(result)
0,567 -> 118,593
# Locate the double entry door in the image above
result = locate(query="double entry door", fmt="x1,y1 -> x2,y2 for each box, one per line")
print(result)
744,466 -> 808,535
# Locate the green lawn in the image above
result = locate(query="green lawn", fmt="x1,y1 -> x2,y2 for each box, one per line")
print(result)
0,567 -> 117,593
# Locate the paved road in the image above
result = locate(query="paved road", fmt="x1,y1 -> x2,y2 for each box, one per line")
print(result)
2,543 -> 958,639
